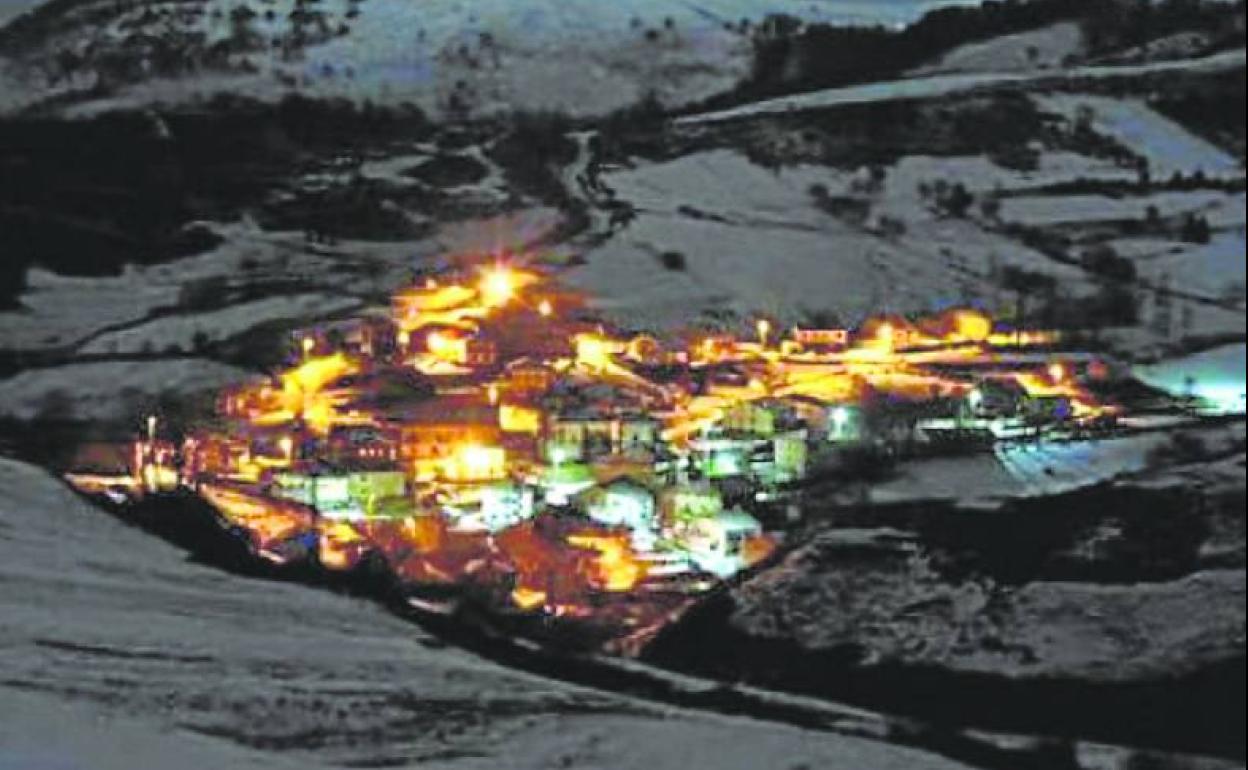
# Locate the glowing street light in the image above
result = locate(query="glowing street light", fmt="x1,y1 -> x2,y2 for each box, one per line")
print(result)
278,435 -> 295,461
967,388 -> 983,411
756,318 -> 771,347
1048,362 -> 1066,382
831,406 -> 849,427
301,336 -> 315,357
480,267 -> 515,307
538,299 -> 554,318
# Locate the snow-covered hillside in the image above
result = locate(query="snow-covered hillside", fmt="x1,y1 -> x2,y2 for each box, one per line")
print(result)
1034,93 -> 1245,179
1135,343 -> 1247,414
911,21 -> 1086,76
0,358 -> 251,421
0,0 -> 983,117
679,48 -> 1247,125
0,456 -> 979,769
565,146 -> 1097,332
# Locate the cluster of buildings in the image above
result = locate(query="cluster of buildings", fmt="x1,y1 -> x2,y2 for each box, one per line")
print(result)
112,263 -> 1117,613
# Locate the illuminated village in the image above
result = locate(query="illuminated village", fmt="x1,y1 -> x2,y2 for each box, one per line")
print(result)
61,255 -> 1138,643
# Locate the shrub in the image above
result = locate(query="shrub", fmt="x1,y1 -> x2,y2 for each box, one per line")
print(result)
177,275 -> 229,311
658,250 -> 687,271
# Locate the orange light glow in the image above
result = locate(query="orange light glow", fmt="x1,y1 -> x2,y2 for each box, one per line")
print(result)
427,329 -> 469,363
117,252 -> 1133,637
955,311 -> 991,342
444,444 -> 506,482
500,404 -> 541,434
480,268 -> 515,307
567,532 -> 646,592
245,352 -> 363,435
200,483 -> 315,551
319,521 -> 365,571
741,533 -> 778,567
511,586 -> 548,610
575,333 -> 617,372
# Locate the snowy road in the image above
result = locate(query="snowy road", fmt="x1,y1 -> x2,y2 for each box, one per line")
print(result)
679,49 -> 1247,124
0,457 -> 975,769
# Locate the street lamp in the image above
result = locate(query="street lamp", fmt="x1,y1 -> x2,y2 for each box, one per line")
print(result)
967,388 -> 983,412
877,322 -> 894,348
481,267 -> 514,307
756,318 -> 771,347
278,435 -> 295,463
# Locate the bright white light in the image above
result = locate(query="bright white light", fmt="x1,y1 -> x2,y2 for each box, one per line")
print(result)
967,388 -> 983,410
480,268 -> 514,306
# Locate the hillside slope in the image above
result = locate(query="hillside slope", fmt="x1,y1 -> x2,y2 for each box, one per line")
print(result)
0,456 -> 978,769
0,0 -> 980,118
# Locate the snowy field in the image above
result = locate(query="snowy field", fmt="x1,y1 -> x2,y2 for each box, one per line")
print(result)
0,223 -> 337,353
869,422 -> 1244,503
0,359 -> 252,422
0,207 -> 565,355
999,190 -> 1245,227
0,456 -> 977,770
566,149 -> 1092,331
911,21 -> 1085,76
678,48 -> 1247,125
4,1 -> 996,118
1033,94 -> 1244,179
79,294 -> 362,356
1113,231 -> 1247,302
974,568 -> 1245,680
1134,343 -> 1247,415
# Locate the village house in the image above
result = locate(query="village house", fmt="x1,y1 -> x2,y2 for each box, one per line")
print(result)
671,506 -> 763,577
444,480 -> 537,532
574,477 -> 660,550
540,377 -> 662,464
544,410 -> 661,462
502,358 -> 558,396
272,460 -> 408,520
388,395 -> 503,481
325,424 -> 402,469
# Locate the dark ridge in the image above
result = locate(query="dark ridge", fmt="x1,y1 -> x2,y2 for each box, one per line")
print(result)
642,586 -> 1246,760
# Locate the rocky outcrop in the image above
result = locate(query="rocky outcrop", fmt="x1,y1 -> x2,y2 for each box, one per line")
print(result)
644,463 -> 1247,759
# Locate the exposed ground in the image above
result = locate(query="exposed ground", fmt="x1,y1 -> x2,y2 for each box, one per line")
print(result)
644,450 -> 1247,761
